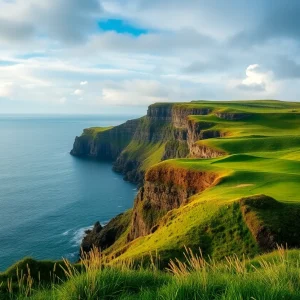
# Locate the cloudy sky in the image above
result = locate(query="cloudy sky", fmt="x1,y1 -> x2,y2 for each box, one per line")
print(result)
0,0 -> 300,114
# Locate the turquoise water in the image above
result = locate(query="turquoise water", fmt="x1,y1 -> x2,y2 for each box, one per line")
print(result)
0,115 -> 138,271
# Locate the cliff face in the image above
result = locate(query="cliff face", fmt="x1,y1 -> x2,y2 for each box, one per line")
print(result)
127,166 -> 219,241
171,106 -> 212,128
73,103 -> 227,254
81,210 -> 132,254
71,119 -> 140,161
81,164 -> 220,252
71,103 -> 225,183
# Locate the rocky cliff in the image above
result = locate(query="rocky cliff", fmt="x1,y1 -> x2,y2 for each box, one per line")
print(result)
71,119 -> 141,160
127,166 -> 220,241
71,103 -> 225,184
80,163 -> 220,255
81,210 -> 132,253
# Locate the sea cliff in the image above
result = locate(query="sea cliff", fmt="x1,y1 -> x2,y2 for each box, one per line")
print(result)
71,102 -> 225,184
71,100 -> 300,263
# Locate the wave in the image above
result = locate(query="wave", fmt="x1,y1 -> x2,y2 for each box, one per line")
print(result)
70,226 -> 93,247
62,229 -> 72,236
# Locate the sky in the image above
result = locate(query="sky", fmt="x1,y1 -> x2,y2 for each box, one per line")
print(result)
0,0 -> 300,114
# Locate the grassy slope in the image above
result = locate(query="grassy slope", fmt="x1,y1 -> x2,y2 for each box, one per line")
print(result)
105,100 -> 300,263
4,248 -> 300,299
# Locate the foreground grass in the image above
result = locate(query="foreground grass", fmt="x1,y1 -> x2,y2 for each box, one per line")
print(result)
1,247 -> 300,299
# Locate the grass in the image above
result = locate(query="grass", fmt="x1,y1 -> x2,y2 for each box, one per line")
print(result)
82,126 -> 114,137
99,100 -> 300,264
2,247 -> 300,299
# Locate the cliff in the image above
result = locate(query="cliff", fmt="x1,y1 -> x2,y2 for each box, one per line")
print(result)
127,166 -> 220,241
70,119 -> 140,161
76,100 -> 300,264
81,210 -> 132,253
71,102 -> 225,183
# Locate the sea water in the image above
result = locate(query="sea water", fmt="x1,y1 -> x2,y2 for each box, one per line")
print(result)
0,115 -> 138,271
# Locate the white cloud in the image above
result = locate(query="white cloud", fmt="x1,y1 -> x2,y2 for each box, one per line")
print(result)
0,1 -> 300,113
59,97 -> 66,104
0,82 -> 13,98
73,89 -> 84,96
102,80 -> 168,106
236,64 -> 273,92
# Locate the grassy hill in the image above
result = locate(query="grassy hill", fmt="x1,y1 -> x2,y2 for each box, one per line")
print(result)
2,100 -> 300,299
94,100 -> 300,265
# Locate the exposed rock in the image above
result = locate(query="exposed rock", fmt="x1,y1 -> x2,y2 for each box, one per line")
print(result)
147,104 -> 173,121
172,106 -> 212,127
73,103 -> 236,255
71,103 -> 228,184
81,211 -> 132,254
162,140 -> 189,160
186,119 -> 225,158
215,112 -> 250,120
127,167 -> 219,241
189,143 -> 225,158
71,118 -> 141,160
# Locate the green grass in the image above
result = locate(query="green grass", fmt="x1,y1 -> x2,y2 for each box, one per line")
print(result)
3,248 -> 300,299
82,126 -> 114,137
101,100 -> 300,264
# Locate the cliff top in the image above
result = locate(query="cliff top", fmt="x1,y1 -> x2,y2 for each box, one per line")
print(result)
82,126 -> 114,137
149,99 -> 300,114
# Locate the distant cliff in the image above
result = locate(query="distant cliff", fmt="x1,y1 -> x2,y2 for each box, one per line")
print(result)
70,103 -> 226,184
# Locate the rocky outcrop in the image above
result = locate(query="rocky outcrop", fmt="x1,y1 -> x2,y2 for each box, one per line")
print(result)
81,211 -> 132,253
113,157 -> 143,183
162,140 -> 189,160
189,143 -> 225,158
186,119 -> 225,158
171,106 -> 212,127
71,119 -> 141,160
147,104 -> 173,121
127,166 -> 219,241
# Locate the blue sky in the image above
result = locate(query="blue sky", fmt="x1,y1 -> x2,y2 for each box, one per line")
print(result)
0,0 -> 300,114
98,19 -> 148,36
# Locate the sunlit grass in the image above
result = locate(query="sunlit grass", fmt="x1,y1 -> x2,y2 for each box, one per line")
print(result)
2,246 -> 299,299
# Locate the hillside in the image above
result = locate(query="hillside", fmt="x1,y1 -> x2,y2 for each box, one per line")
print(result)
1,99 -> 300,299
71,100 -> 300,265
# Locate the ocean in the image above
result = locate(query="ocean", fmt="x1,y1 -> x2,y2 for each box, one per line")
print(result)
0,115 -> 138,271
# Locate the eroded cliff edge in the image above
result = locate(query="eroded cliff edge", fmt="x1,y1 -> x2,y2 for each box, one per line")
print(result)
127,165 -> 220,241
